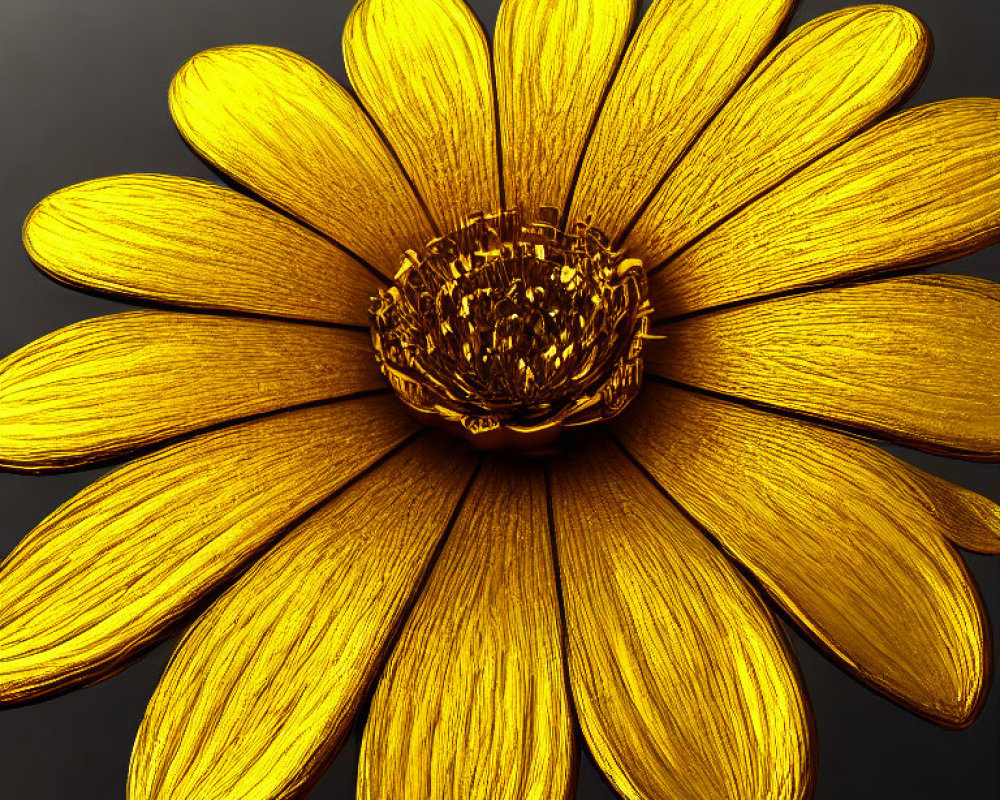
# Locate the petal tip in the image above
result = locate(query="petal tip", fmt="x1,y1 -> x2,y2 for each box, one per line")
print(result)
20,196 -> 48,258
914,602 -> 991,730
21,180 -> 89,270
169,45 -> 290,114
930,678 -> 990,730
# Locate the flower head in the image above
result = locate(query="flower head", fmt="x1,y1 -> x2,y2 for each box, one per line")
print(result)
1,0 -> 999,799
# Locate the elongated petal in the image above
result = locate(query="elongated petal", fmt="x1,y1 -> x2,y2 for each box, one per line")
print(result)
345,0 -> 498,231
614,384 -> 991,726
0,311 -> 383,469
648,275 -> 1000,459
568,0 -> 795,240
359,459 -> 575,800
494,0 -> 635,220
24,175 -> 382,325
170,45 -> 433,276
549,437 -> 812,800
129,434 -> 477,800
0,396 -> 417,705
628,6 -> 931,267
649,99 -> 1000,317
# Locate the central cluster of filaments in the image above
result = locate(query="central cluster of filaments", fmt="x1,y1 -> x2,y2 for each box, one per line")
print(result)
371,208 -> 651,449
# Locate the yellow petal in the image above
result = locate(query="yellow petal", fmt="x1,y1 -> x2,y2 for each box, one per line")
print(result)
649,99 -> 1000,317
345,0 -> 499,231
129,434 -> 477,800
0,395 -> 417,705
568,0 -> 795,241
648,275 -> 1000,459
549,436 -> 812,800
614,384 -> 991,726
0,311 -> 384,470
24,175 -> 383,325
494,0 -> 635,220
169,45 -> 433,276
628,6 -> 931,268
358,459 -> 575,800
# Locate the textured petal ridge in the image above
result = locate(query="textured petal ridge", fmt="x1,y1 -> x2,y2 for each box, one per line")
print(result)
568,0 -> 796,241
649,98 -> 1000,317
23,175 -> 383,325
627,5 -> 931,268
345,0 -> 499,231
170,45 -> 433,276
648,275 -> 1000,459
359,458 -> 575,800
614,384 -> 990,726
129,434 -> 477,800
0,396 -> 417,705
0,312 -> 384,469
494,0 -> 636,219
550,436 -> 812,800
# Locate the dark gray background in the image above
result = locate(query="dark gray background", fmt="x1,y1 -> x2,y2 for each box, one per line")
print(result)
0,0 -> 997,797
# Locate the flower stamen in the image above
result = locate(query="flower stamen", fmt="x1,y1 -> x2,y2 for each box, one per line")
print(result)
371,208 -> 651,450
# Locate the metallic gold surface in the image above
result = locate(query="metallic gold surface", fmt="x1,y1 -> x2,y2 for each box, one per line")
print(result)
371,209 -> 650,449
614,384 -> 991,726
568,0 -> 795,240
0,311 -> 384,470
23,175 -> 382,326
345,0 -> 499,232
129,434 -> 477,800
549,436 -> 812,800
5,0 -> 1000,796
358,459 -> 575,800
649,98 -> 1000,318
169,45 -> 433,277
494,0 -> 635,220
0,396 -> 417,705
648,275 -> 1000,459
627,5 -> 931,269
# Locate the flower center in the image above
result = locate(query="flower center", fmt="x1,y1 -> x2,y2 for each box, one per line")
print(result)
370,208 -> 651,450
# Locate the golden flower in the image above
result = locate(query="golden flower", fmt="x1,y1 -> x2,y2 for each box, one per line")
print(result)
1,0 -> 999,798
